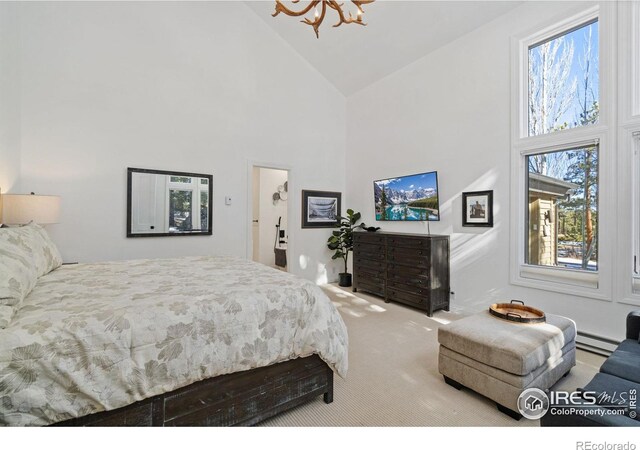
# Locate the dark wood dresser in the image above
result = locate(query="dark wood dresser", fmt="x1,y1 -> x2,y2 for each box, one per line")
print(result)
352,231 -> 450,316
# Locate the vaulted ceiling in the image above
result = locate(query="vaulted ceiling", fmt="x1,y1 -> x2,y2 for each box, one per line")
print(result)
245,1 -> 522,96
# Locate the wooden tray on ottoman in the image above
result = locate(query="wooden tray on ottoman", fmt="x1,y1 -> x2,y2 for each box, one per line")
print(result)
489,300 -> 546,324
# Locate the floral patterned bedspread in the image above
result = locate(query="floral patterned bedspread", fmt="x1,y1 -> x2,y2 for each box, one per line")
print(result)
0,256 -> 348,426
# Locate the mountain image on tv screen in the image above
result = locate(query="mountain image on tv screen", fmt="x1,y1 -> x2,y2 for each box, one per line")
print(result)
374,171 -> 440,221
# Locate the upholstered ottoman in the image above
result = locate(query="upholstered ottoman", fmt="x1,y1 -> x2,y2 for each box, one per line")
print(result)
438,311 -> 576,419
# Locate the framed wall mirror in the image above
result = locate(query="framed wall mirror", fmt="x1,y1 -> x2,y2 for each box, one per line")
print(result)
127,167 -> 213,237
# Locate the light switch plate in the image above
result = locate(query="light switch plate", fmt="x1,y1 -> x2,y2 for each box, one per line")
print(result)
225,196 -> 232,205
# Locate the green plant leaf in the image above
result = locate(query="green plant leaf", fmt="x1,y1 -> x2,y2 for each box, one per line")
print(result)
325,208 -> 361,263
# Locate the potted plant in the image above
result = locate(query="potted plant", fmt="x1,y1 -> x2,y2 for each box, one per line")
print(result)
327,209 -> 361,287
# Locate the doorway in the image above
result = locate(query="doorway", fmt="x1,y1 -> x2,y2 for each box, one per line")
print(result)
251,166 -> 289,271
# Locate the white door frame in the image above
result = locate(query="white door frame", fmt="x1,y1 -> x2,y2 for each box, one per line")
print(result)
246,160 -> 294,271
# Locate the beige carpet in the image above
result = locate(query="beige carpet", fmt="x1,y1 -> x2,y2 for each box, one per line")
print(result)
261,284 -> 604,427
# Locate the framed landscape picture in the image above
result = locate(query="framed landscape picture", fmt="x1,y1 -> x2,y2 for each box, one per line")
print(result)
302,190 -> 341,228
462,190 -> 493,227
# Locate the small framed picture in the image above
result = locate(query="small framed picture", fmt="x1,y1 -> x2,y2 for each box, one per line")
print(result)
462,190 -> 493,227
302,190 -> 341,228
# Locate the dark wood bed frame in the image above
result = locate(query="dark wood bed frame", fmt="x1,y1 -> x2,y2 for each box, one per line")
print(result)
53,355 -> 333,426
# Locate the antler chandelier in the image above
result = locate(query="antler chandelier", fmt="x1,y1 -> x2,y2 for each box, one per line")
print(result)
272,0 -> 374,38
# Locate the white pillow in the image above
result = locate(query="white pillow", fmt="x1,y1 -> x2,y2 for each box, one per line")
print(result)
27,223 -> 63,277
0,224 -> 62,329
0,227 -> 40,328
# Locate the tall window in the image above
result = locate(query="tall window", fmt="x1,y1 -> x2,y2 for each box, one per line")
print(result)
512,6 -> 606,294
528,20 -> 599,136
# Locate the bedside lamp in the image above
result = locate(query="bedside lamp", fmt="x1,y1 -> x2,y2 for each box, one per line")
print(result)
1,193 -> 61,225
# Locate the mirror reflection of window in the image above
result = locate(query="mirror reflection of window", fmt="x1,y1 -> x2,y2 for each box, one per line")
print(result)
128,168 -> 213,237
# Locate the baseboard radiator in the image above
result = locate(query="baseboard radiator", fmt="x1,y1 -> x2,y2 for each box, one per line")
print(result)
576,331 -> 620,357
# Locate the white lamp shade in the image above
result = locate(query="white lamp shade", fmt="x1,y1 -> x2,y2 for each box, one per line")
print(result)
2,194 -> 61,225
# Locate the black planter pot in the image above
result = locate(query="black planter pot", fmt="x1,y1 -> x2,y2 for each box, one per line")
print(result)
338,273 -> 352,287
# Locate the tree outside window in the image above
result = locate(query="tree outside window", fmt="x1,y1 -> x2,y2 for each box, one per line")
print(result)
528,20 -> 599,137
169,190 -> 192,232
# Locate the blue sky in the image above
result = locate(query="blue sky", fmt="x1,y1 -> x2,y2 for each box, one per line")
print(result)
375,171 -> 438,193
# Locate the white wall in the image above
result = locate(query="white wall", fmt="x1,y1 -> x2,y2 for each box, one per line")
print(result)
347,1 -> 636,341
257,168 -> 288,268
13,2 -> 346,283
0,3 -> 21,196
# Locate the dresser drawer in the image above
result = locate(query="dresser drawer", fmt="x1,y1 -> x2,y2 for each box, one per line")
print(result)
387,245 -> 429,258
387,280 -> 431,296
356,271 -> 384,285
387,263 -> 429,279
386,287 -> 425,306
354,233 -> 385,244
386,236 -> 431,249
387,252 -> 430,268
386,272 -> 429,287
354,241 -> 385,255
357,279 -> 385,297
357,252 -> 385,262
354,258 -> 386,271
355,264 -> 384,278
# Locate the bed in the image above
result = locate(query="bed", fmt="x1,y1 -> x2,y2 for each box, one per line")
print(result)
0,224 -> 348,426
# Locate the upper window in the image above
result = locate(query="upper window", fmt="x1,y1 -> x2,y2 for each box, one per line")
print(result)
528,20 -> 599,136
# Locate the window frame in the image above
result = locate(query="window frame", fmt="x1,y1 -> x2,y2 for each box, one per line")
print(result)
618,1 -> 640,124
510,3 -> 615,300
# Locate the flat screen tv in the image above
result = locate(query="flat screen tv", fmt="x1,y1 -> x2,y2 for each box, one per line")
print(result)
374,171 -> 440,221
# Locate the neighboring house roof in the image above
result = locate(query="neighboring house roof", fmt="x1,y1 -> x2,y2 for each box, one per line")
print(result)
528,173 -> 579,198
